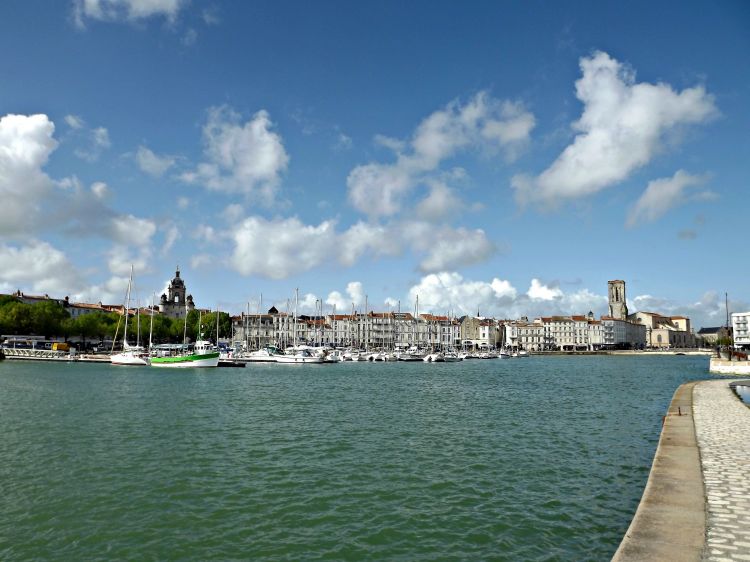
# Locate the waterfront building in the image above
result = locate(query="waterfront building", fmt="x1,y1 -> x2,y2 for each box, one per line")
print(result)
460,316 -> 501,349
629,311 -> 695,349
539,316 -> 590,351
159,268 -> 195,319
697,326 -> 731,345
516,320 -> 545,351
732,312 -> 750,350
601,316 -> 647,349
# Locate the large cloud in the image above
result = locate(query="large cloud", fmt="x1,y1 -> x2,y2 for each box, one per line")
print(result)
348,92 -> 535,218
408,273 -> 606,319
512,51 -> 717,208
0,114 -> 58,236
225,215 -> 496,279
0,240 -> 86,295
229,216 -> 336,279
181,106 -> 289,203
627,170 -> 714,227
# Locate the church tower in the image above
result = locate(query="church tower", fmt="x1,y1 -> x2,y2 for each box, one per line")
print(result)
608,280 -> 628,320
160,267 -> 195,319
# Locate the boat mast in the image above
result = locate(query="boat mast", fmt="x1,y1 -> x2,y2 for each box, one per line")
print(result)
294,289 -> 299,348
148,293 -> 154,353
123,264 -> 133,349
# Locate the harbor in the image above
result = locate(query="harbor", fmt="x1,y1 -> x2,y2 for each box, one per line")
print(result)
0,354 -> 716,560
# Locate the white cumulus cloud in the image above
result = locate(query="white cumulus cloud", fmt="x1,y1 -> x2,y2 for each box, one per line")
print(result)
408,273 -> 605,319
326,281 -> 365,311
0,114 -> 58,236
73,0 -> 186,28
229,216 -> 336,279
182,106 -> 289,204
627,170 -> 713,227
136,145 -> 176,177
0,240 -> 85,295
527,278 -> 564,301
512,51 -> 717,208
348,91 -> 535,218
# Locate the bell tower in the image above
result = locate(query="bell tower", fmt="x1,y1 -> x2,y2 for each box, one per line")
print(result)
159,267 -> 195,319
608,280 -> 628,320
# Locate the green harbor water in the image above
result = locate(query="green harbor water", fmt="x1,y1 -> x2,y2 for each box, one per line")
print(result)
0,355 -> 711,560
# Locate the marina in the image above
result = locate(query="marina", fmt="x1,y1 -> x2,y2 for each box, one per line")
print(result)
0,354 -> 718,560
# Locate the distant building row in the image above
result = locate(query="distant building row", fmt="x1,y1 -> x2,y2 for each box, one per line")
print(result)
2,277 -> 708,350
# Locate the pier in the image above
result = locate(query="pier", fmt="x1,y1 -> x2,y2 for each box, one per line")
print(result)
614,379 -> 750,560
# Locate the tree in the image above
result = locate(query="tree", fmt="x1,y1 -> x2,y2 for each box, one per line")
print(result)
31,301 -> 70,338
0,302 -> 33,335
199,311 -> 232,341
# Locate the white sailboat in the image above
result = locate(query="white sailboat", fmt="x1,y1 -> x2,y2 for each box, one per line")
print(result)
111,265 -> 149,366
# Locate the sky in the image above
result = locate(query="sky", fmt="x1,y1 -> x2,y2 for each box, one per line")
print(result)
0,0 -> 748,329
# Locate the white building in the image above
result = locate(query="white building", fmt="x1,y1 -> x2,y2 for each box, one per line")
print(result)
601,317 -> 647,349
732,312 -> 750,349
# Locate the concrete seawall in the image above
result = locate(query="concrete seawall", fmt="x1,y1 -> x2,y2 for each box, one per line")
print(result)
612,381 -> 705,561
710,358 -> 750,376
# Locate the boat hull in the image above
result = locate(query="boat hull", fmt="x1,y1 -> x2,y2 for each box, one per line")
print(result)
110,352 -> 149,366
275,355 -> 324,364
150,352 -> 220,368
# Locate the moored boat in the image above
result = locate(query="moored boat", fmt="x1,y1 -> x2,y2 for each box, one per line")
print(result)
275,348 -> 324,364
150,340 -> 220,369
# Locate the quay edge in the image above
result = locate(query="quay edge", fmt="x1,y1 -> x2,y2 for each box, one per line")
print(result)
612,381 -> 705,561
709,357 -> 750,376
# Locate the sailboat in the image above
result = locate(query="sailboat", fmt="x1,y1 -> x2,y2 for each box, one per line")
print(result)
111,265 -> 149,366
151,308 -> 220,369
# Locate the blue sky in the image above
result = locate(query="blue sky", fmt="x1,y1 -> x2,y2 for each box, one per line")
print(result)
0,0 -> 748,328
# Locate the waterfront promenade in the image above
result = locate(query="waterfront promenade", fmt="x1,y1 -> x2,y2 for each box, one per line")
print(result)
614,379 -> 750,561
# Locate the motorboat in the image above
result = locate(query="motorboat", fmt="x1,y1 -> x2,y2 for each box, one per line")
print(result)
243,345 -> 282,363
276,348 -> 324,364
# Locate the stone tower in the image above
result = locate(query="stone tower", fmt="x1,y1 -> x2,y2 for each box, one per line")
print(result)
608,279 -> 628,320
159,267 -> 195,319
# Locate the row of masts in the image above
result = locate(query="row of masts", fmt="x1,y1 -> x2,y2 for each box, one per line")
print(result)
237,291 -> 470,351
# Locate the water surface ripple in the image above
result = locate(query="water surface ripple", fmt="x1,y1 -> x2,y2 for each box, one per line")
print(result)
0,356 -> 710,560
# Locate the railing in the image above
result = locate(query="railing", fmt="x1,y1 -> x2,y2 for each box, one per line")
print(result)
2,348 -> 73,359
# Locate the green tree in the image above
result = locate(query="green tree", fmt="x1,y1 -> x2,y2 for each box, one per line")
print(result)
0,302 -> 33,335
31,301 -> 70,338
200,311 -> 232,340
69,313 -> 103,346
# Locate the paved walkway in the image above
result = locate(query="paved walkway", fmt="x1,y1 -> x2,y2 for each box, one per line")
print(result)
694,380 -> 750,561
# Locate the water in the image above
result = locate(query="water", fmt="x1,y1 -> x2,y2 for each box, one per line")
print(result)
0,355 -> 711,560
734,384 -> 750,404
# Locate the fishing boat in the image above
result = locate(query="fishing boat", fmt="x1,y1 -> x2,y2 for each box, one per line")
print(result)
151,308 -> 220,369
150,339 -> 220,368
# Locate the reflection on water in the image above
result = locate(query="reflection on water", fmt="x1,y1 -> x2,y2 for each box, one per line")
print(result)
733,384 -> 750,405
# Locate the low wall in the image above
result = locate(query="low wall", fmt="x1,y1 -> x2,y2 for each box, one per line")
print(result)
709,358 -> 750,376
612,382 -> 705,561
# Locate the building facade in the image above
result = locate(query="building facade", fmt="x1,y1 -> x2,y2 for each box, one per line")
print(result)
732,312 -> 750,350
159,268 -> 195,319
